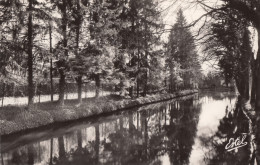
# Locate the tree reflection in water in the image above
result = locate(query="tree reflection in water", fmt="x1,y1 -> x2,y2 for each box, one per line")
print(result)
4,94 -> 251,165
1,96 -> 201,165
95,97 -> 201,165
166,99 -> 201,165
201,97 -> 252,165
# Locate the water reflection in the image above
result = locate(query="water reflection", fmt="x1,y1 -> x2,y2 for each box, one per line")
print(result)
202,97 -> 251,165
1,92 -> 249,165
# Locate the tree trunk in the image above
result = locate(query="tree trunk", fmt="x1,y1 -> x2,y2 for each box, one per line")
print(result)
129,86 -> 133,98
95,74 -> 100,98
77,76 -> 82,104
27,0 -> 34,110
143,20 -> 148,97
1,150 -> 4,165
255,30 -> 260,164
75,0 -> 82,104
137,112 -> 139,130
169,68 -> 174,93
143,71 -> 148,97
235,70 -> 249,100
66,83 -> 68,100
95,125 -> 100,164
85,83 -> 87,98
58,136 -> 65,158
129,111 -> 134,137
28,145 -> 34,165
251,72 -> 256,103
58,68 -> 66,106
255,32 -> 260,111
49,24 -> 54,102
50,138 -> 53,165
38,83 -> 41,103
58,0 -> 68,106
251,59 -> 257,103
2,83 -> 5,107
141,111 -> 148,159
244,68 -> 250,100
119,118 -> 123,130
137,38 -> 140,98
77,130 -> 82,149
137,78 -> 139,97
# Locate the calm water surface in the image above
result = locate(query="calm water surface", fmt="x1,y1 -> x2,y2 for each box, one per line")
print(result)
0,91 -> 252,165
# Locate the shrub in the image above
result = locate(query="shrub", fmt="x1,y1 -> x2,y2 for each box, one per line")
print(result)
14,111 -> 35,130
49,109 -> 78,122
13,110 -> 54,130
113,101 -> 124,109
0,120 -> 20,135
30,110 -> 54,126
75,107 -> 90,118
102,102 -> 116,113
142,98 -> 150,104
135,98 -> 144,104
129,100 -> 140,107
89,105 -> 103,115
0,113 -> 6,121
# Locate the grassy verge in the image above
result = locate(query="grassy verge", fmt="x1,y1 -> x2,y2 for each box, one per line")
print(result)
0,89 -> 198,135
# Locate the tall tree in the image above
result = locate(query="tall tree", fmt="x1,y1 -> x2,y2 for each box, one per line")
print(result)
49,21 -> 54,102
87,0 -> 122,98
69,0 -> 87,104
167,9 -> 200,92
114,0 -> 163,97
27,0 -> 34,109
194,0 -> 260,161
1,0 -> 53,109
204,8 -> 252,99
51,0 -> 73,106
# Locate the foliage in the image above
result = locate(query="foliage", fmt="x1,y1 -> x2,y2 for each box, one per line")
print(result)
167,9 -> 201,91
204,7 -> 253,97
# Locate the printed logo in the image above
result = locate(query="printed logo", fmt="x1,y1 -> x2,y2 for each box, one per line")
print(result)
225,133 -> 248,152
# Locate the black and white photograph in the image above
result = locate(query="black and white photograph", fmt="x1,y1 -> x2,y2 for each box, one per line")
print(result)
0,0 -> 259,164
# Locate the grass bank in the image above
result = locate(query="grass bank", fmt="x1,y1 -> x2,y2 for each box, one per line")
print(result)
0,89 -> 198,136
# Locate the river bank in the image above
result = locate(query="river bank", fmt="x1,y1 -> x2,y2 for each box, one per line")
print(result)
0,89 -> 198,136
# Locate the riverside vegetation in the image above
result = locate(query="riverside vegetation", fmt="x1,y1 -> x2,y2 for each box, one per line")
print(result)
0,89 -> 198,135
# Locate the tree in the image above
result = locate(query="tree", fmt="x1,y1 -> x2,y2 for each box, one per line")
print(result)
191,0 -> 260,162
27,0 -> 34,109
113,0 -> 164,97
69,0 -> 89,104
203,8 -> 253,99
0,0 -> 54,109
50,0 -> 73,106
49,20 -> 54,102
167,9 -> 201,92
87,0 -> 122,98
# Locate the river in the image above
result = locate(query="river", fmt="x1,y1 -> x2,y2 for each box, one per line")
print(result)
0,91 -> 253,165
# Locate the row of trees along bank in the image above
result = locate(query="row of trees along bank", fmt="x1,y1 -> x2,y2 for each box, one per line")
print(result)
194,0 -> 260,163
0,0 -> 201,109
